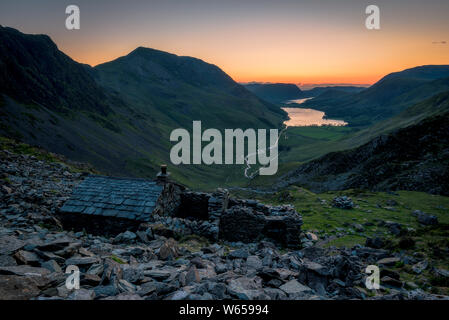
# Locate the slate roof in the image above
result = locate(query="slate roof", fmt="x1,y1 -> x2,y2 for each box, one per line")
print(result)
60,175 -> 163,222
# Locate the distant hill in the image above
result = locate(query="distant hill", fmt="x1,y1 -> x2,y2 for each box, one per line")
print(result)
301,86 -> 366,98
302,65 -> 449,126
244,82 -> 366,105
243,83 -> 303,103
275,91 -> 449,195
0,27 -> 285,189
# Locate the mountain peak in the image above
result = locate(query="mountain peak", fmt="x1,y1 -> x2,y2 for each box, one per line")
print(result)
127,46 -> 180,61
379,65 -> 449,83
0,26 -> 110,114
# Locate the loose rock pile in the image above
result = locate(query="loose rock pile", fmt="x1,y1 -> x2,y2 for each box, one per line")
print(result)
332,196 -> 354,209
1,148 -> 448,300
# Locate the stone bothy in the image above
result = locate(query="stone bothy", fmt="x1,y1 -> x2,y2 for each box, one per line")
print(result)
59,167 -> 303,248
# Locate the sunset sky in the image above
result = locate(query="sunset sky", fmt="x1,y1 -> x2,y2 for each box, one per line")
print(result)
1,0 -> 448,86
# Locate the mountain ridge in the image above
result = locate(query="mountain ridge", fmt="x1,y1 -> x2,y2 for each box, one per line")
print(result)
0,26 -> 284,189
302,65 -> 449,126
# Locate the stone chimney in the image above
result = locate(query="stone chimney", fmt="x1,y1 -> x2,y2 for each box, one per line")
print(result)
156,164 -> 170,183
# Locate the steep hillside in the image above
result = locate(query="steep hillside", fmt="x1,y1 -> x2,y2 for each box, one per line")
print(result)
342,90 -> 449,147
95,47 -> 284,130
0,27 -> 285,189
0,26 -> 113,115
275,94 -> 449,195
302,65 -> 449,126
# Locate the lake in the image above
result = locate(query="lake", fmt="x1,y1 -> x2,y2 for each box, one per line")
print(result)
282,107 -> 348,127
286,98 -> 313,104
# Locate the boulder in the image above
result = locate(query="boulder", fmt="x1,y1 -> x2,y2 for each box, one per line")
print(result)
0,236 -> 24,255
69,288 -> 95,300
0,265 -> 51,277
229,248 -> 249,259
227,277 -> 264,300
65,256 -> 99,267
41,260 -> 62,273
246,256 -> 263,271
0,275 -> 41,299
377,257 -> 400,266
412,260 -> 428,274
332,196 -> 354,209
365,237 -> 385,249
158,238 -> 179,260
381,276 -> 403,288
279,279 -> 313,296
412,210 -> 438,226
185,266 -> 201,285
14,250 -> 40,266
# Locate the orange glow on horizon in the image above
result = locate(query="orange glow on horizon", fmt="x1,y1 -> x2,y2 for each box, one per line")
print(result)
60,30 -> 448,87
44,1 -> 448,88
1,0 -> 448,87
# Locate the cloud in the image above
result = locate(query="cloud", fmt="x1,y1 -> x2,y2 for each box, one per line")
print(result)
432,41 -> 447,44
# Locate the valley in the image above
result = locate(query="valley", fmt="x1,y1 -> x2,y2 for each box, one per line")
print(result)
0,25 -> 448,301
0,0 -> 449,304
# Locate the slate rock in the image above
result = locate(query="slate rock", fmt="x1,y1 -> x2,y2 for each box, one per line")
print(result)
158,238 -> 179,260
0,255 -> 18,267
412,260 -> 428,274
65,256 -> 99,266
144,269 -> 171,280
229,248 -> 249,259
246,256 -> 263,271
169,290 -> 189,300
365,237 -> 385,249
0,236 -> 24,255
185,266 -> 201,285
14,250 -> 40,266
412,210 -> 438,226
41,260 -> 62,273
377,257 -> 400,266
279,279 -> 313,296
0,275 -> 41,299
93,285 -> 119,298
0,265 -> 51,277
103,293 -> 144,300
381,276 -> 403,288
69,288 -> 96,300
227,277 -> 263,300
